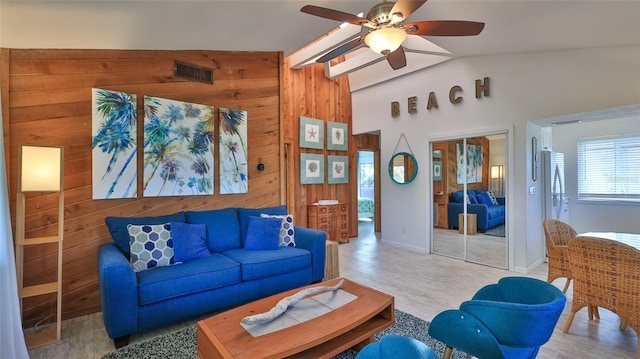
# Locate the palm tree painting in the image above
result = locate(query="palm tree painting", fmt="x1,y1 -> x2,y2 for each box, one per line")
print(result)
456,143 -> 483,184
143,96 -> 215,197
91,88 -> 138,199
219,107 -> 248,194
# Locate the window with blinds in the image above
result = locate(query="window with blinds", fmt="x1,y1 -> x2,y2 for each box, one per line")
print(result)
577,135 -> 640,202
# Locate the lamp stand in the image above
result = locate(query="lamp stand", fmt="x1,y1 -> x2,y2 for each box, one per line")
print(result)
15,145 -> 64,348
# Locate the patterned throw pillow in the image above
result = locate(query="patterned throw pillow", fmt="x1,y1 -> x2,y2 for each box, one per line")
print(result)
128,223 -> 175,272
487,190 -> 499,206
260,213 -> 296,247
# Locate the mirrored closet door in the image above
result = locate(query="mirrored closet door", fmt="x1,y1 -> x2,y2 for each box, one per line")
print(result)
431,133 -> 507,269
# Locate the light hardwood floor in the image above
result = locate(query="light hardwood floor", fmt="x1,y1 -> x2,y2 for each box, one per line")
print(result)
28,221 -> 637,359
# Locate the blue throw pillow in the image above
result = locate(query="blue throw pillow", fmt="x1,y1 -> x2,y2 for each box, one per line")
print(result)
105,212 -> 186,256
170,222 -> 211,263
478,192 -> 495,206
260,213 -> 296,247
243,216 -> 281,250
468,193 -> 478,204
238,205 -> 287,244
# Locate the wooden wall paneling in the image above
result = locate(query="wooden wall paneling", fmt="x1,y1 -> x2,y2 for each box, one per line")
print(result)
282,57 -> 352,231
5,48 -> 284,326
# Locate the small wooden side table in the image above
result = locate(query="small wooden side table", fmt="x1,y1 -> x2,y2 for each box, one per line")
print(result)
458,213 -> 477,235
324,241 -> 340,280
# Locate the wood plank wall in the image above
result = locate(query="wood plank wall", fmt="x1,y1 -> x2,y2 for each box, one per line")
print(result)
2,48 -> 288,326
282,57 -> 354,234
446,137 -> 490,193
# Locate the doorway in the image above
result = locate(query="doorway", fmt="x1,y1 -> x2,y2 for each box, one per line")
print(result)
353,133 -> 381,236
431,133 -> 508,269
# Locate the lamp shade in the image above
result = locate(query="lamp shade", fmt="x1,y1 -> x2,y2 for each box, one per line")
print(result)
490,165 -> 503,179
20,145 -> 62,192
364,27 -> 407,55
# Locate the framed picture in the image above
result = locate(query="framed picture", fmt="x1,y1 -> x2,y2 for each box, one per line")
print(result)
299,116 -> 324,149
433,161 -> 442,181
143,95 -> 215,197
219,107 -> 248,194
328,155 -> 349,184
300,153 -> 324,184
92,88 -> 138,200
327,122 -> 348,151
432,150 -> 442,159
456,143 -> 483,184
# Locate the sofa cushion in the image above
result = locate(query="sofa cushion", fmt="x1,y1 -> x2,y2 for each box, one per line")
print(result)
222,247 -> 311,281
105,212 -> 186,256
127,223 -> 176,272
136,253 -> 241,306
237,205 -> 287,244
478,192 -> 495,206
244,216 -> 281,250
260,213 -> 296,247
185,208 -> 241,253
170,222 -> 211,263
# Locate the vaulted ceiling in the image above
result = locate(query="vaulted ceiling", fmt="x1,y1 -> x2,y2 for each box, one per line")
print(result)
2,0 -> 639,89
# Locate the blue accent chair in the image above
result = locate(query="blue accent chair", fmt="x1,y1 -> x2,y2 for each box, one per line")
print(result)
356,336 -> 439,359
428,277 -> 566,359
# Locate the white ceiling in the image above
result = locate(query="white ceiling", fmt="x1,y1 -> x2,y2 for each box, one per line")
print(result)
2,0 -> 639,87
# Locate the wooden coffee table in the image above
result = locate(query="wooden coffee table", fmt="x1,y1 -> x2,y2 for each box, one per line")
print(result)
197,278 -> 394,358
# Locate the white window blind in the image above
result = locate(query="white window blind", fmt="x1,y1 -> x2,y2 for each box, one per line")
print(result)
577,135 -> 640,202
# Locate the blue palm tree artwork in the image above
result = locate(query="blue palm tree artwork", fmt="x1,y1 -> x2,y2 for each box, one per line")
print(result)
143,96 -> 215,197
219,107 -> 248,194
91,88 -> 138,199
456,143 -> 483,184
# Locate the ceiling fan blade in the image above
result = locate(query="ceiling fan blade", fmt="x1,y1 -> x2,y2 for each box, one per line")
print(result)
386,46 -> 407,70
389,0 -> 428,23
316,37 -> 364,63
301,5 -> 371,26
405,20 -> 485,36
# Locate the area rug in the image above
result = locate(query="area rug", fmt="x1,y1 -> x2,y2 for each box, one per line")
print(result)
101,309 -> 467,359
484,224 -> 505,237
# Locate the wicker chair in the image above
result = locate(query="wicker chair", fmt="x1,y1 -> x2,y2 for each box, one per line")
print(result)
543,219 -> 576,293
564,236 -> 640,358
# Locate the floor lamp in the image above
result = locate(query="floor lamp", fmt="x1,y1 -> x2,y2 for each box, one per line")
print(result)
490,165 -> 503,197
15,145 -> 64,348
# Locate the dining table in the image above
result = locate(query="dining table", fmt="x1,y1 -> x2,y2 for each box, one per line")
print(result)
579,232 -> 640,251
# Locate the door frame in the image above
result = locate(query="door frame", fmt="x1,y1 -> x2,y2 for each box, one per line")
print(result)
352,133 -> 381,235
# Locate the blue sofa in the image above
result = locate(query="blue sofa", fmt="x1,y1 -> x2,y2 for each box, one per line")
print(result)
447,190 -> 505,232
98,205 -> 326,348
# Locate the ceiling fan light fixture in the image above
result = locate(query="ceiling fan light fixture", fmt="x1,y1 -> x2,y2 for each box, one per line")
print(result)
364,27 -> 407,55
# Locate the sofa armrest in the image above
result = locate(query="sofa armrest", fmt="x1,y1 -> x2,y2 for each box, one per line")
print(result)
293,226 -> 326,282
98,243 -> 139,339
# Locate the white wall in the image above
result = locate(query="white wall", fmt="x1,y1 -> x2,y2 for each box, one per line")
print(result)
352,45 -> 640,272
550,116 -> 640,233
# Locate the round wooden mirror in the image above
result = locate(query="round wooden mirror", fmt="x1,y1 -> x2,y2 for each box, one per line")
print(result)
389,152 -> 418,184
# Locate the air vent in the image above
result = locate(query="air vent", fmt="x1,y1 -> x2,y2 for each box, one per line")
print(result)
175,61 -> 214,84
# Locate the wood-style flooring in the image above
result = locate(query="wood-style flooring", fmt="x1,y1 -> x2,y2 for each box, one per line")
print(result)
27,221 -> 637,359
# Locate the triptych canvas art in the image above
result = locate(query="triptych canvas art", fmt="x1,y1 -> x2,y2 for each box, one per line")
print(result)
91,88 -> 248,199
299,116 -> 349,185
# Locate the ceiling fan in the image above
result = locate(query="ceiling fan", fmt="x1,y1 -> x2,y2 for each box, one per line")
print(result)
301,0 -> 485,70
